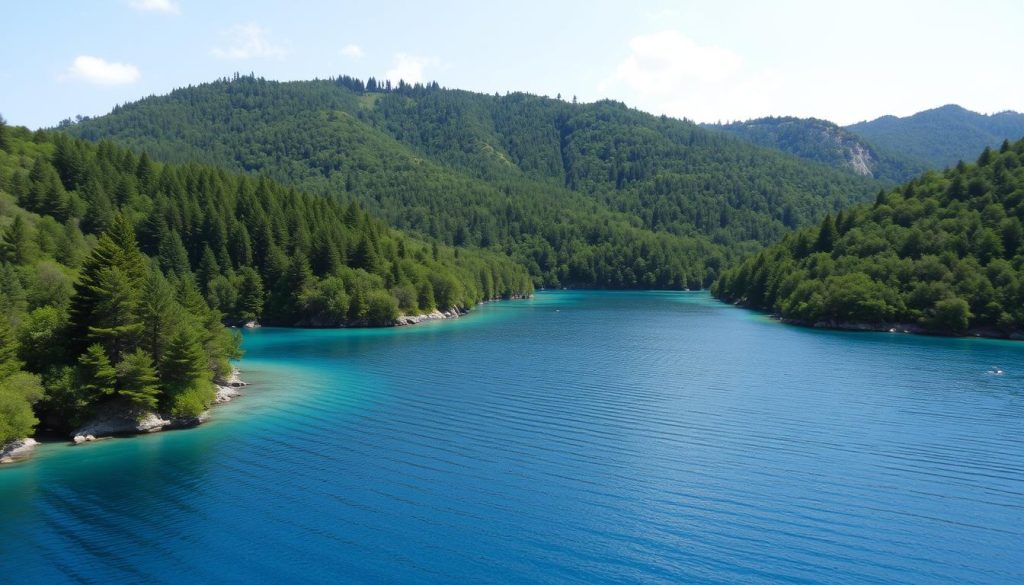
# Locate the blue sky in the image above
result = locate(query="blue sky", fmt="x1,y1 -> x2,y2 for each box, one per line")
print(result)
2,0 -> 1022,129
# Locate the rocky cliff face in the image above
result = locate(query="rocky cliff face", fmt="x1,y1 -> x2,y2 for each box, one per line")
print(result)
829,130 -> 877,177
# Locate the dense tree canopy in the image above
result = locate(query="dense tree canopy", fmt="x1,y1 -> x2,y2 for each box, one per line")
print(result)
708,116 -> 928,183
66,75 -> 883,288
714,139 -> 1024,336
848,105 -> 1024,170
0,121 -> 532,443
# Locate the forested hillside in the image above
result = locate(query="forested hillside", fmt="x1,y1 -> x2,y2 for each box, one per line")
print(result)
66,75 -> 883,288
848,105 -> 1024,169
708,116 -> 928,183
0,118 -> 531,444
713,139 -> 1024,337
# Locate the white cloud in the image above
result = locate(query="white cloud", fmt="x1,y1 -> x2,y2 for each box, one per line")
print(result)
341,44 -> 364,59
385,53 -> 439,84
131,0 -> 180,14
211,23 -> 287,60
602,30 -> 784,123
64,55 -> 141,85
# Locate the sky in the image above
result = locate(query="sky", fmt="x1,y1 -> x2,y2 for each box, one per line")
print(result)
2,0 -> 1022,129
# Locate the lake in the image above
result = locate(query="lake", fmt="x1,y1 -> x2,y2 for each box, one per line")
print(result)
1,291 -> 1022,584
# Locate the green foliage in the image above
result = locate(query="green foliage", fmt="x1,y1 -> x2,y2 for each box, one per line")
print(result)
116,349 -> 160,411
709,116 -> 928,183
848,105 -> 1024,169
76,343 -> 117,403
160,327 -> 210,396
715,138 -> 1024,335
65,75 -> 882,288
0,372 -> 43,443
16,306 -> 68,373
167,382 -> 215,418
0,123 -> 530,437
0,316 -> 24,380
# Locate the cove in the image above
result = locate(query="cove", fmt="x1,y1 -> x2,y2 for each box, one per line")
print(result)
1,291 -> 1022,584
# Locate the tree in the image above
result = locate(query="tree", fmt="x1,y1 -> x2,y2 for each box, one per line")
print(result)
197,245 -> 220,295
69,215 -> 148,354
0,372 -> 44,443
0,316 -> 23,380
160,327 -> 214,417
87,266 -> 143,358
931,297 -> 971,333
16,306 -> 68,373
77,343 -> 117,403
1,215 -> 36,265
160,327 -> 209,394
236,267 -> 264,322
138,270 -> 179,365
117,349 -> 160,411
814,213 -> 838,253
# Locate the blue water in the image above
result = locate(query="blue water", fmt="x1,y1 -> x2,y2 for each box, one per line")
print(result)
1,291 -> 1022,584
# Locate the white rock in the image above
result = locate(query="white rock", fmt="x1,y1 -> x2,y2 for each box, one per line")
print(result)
0,438 -> 39,464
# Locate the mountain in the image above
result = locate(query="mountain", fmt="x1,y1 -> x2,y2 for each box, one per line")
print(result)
64,75 -> 883,288
707,116 -> 928,183
847,105 -> 1024,169
0,119 -> 532,443
712,139 -> 1024,337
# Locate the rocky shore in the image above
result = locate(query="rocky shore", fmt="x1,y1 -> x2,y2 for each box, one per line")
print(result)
393,307 -> 467,326
0,438 -> 39,465
69,368 -> 249,444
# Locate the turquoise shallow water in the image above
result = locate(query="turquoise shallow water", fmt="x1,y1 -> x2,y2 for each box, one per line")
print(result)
1,291 -> 1022,584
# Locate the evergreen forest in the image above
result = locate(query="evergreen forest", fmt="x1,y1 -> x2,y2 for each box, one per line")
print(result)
0,117 -> 532,444
713,139 -> 1024,336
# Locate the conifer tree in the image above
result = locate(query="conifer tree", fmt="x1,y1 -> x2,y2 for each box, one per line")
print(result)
117,349 -> 160,411
69,215 -> 148,354
236,266 -> 264,322
1,215 -> 35,265
139,270 -> 179,365
814,213 -> 838,253
160,327 -> 209,394
77,343 -> 117,403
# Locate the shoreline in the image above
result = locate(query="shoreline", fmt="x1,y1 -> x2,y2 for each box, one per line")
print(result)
728,301 -> 1024,341
0,369 -> 249,466
3,296 -> 529,466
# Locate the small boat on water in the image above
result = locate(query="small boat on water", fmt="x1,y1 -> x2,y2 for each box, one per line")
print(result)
988,366 -> 1004,375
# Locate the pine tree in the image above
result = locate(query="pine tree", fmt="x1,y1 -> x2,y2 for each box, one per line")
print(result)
69,215 -> 148,354
158,230 -> 191,276
236,267 -> 264,322
197,244 -> 220,296
1,215 -> 36,265
117,349 -> 160,411
80,178 -> 115,233
87,267 -> 144,359
160,327 -> 209,394
814,213 -> 838,253
77,343 -> 117,403
139,270 -> 179,365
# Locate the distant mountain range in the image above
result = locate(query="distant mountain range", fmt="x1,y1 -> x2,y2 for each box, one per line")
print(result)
706,117 -> 927,183
706,105 -> 1024,183
847,104 -> 1024,169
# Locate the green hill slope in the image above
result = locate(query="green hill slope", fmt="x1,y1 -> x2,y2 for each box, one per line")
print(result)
65,75 -> 883,288
847,105 -> 1024,169
0,118 -> 531,442
713,139 -> 1024,337
707,116 -> 928,183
